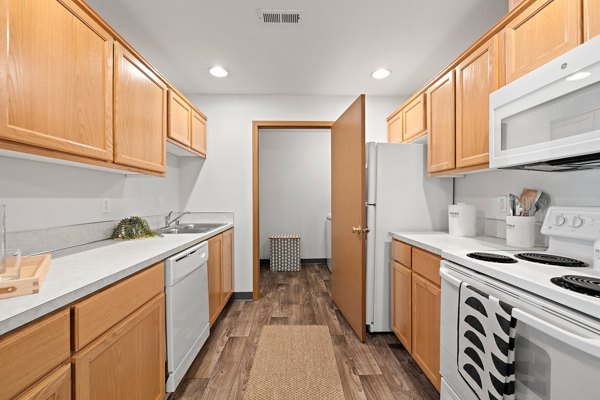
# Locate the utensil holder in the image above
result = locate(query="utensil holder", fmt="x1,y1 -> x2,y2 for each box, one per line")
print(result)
506,216 -> 535,248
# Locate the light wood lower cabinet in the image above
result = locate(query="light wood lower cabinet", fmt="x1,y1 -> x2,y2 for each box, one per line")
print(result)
584,0 -> 600,41
0,309 -> 70,400
391,261 -> 412,351
391,240 -> 441,392
208,229 -> 234,325
74,294 -> 165,400
427,71 -> 456,173
15,364 -> 71,400
0,0 -> 114,161
502,0 -> 582,84
411,273 -> 441,392
114,42 -> 167,173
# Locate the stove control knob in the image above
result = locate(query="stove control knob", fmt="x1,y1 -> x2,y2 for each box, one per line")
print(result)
571,216 -> 584,228
555,214 -> 566,226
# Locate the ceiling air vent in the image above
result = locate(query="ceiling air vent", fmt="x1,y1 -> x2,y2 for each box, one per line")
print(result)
258,9 -> 303,24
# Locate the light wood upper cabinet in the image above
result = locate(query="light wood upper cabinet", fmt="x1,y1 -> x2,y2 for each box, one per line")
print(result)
427,71 -> 456,173
584,0 -> 600,41
168,91 -> 192,147
74,294 -> 165,400
0,310 -> 70,400
114,42 -> 167,173
403,94 -> 427,142
411,273 -> 441,392
391,261 -> 412,352
455,37 -> 498,169
502,0 -> 582,84
15,364 -> 71,400
191,110 -> 207,156
208,233 -> 223,325
222,229 -> 233,302
0,0 -> 114,161
388,111 -> 403,143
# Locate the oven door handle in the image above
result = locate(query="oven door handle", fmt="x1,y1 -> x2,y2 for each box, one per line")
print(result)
513,308 -> 600,358
440,266 -> 463,288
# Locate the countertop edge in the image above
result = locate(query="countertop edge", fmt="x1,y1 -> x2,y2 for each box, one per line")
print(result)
0,223 -> 233,336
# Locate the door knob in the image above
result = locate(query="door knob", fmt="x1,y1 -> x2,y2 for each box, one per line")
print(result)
352,226 -> 361,233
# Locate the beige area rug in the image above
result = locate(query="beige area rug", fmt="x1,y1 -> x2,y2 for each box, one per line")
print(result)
244,325 -> 345,400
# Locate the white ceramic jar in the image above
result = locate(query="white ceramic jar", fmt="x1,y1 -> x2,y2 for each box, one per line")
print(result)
448,203 -> 477,237
506,216 -> 535,248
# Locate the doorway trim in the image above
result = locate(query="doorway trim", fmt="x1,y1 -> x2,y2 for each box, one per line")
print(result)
252,121 -> 334,300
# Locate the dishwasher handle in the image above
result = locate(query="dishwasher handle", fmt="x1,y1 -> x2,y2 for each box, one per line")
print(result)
513,308 -> 600,359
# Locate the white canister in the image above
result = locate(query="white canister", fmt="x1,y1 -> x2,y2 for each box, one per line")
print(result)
506,216 -> 535,248
448,203 -> 477,237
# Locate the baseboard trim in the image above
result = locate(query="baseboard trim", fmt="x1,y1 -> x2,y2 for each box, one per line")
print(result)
232,292 -> 253,300
259,258 -> 327,265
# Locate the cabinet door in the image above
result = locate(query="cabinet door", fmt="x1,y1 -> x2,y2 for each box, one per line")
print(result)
168,91 -> 191,146
403,93 -> 427,142
456,38 -> 498,169
584,0 -> 600,41
74,294 -> 165,400
412,273 -> 441,391
222,229 -> 233,303
391,261 -> 412,352
503,0 -> 581,84
427,71 -> 456,173
191,110 -> 207,156
0,0 -> 114,161
15,364 -> 71,400
388,112 -> 403,143
114,43 -> 167,173
208,234 -> 223,325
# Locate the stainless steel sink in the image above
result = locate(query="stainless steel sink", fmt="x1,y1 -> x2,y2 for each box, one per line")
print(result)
157,223 -> 227,235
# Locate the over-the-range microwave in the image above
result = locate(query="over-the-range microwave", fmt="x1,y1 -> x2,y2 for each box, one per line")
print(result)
490,35 -> 600,171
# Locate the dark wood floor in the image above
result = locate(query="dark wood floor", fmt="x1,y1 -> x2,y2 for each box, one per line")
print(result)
173,264 -> 439,400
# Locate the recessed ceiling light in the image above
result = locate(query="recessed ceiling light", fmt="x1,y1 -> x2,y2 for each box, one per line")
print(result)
371,68 -> 391,80
566,71 -> 591,81
209,66 -> 229,78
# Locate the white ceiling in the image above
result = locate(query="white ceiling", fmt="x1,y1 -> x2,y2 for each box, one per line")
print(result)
86,0 -> 508,97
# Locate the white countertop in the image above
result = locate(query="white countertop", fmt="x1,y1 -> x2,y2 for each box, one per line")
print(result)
0,223 -> 233,336
389,231 -> 537,256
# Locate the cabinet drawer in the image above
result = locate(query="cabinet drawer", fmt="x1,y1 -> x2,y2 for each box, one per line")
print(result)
411,248 -> 441,286
73,262 -> 164,351
392,240 -> 411,267
0,310 -> 70,400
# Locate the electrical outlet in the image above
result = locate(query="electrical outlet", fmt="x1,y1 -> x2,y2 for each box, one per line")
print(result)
495,196 -> 507,215
102,198 -> 111,214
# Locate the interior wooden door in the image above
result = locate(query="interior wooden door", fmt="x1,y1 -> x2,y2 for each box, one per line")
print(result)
331,95 -> 367,342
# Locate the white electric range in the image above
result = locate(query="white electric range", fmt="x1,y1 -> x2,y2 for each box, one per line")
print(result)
439,207 -> 600,400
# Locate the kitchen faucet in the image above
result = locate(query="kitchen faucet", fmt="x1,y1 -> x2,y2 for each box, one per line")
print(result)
164,211 -> 191,228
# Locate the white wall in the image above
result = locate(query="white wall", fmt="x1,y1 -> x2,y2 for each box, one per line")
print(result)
454,168 -> 600,244
0,154 -> 181,232
181,94 -> 403,292
259,129 -> 331,259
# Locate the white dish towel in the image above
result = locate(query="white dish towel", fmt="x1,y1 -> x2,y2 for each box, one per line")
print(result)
458,283 -> 517,400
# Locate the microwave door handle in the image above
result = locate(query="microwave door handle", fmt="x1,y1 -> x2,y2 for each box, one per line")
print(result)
512,309 -> 600,358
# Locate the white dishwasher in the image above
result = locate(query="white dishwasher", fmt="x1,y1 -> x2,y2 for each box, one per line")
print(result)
165,241 -> 210,392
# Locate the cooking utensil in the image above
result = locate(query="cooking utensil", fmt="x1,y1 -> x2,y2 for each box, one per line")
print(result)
509,194 -> 520,216
534,192 -> 550,215
521,189 -> 539,216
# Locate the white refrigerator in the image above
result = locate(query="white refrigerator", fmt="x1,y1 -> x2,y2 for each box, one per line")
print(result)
365,142 -> 453,332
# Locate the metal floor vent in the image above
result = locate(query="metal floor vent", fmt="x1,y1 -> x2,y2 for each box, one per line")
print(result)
258,9 -> 303,24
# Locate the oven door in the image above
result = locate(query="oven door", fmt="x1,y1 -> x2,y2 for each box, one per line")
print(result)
440,261 -> 600,400
489,35 -> 600,170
